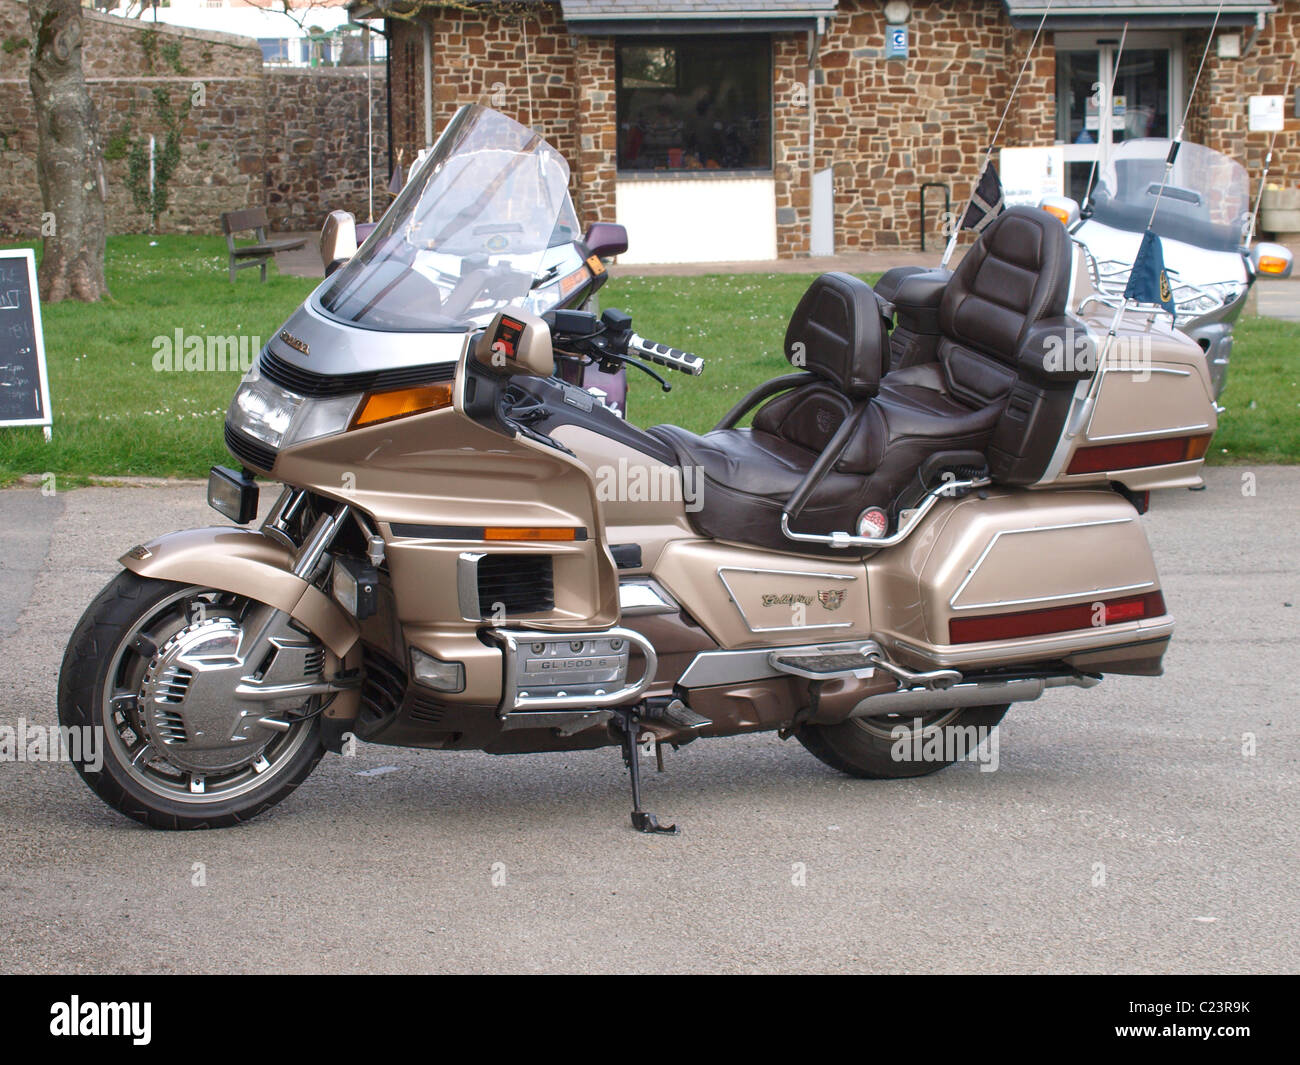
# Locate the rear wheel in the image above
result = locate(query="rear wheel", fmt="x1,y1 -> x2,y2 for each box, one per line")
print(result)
58,571 -> 329,829
797,704 -> 1009,779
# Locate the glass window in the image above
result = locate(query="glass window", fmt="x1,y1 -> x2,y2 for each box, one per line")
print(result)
616,36 -> 772,173
258,38 -> 289,63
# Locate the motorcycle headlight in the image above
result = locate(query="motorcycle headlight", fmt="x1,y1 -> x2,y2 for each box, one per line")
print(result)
227,367 -> 360,450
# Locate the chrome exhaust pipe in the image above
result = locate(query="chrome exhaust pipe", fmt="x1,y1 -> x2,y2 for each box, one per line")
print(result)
849,672 -> 1100,719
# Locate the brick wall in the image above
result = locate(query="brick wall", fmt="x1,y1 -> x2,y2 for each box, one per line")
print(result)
0,0 -> 386,237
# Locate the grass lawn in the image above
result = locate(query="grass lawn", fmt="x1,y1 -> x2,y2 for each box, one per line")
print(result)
1,236 -> 1296,482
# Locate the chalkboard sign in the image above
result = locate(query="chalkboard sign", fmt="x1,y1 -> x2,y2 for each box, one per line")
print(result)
0,249 -> 53,440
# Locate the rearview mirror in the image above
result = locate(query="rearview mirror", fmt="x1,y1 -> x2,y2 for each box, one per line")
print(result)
1039,196 -> 1081,229
583,222 -> 628,260
1251,242 -> 1293,279
320,210 -> 358,276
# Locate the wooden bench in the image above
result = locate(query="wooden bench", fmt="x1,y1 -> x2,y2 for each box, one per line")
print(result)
220,208 -> 307,282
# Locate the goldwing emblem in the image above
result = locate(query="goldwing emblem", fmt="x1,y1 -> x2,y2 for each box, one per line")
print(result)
818,589 -> 845,610
279,329 -> 309,356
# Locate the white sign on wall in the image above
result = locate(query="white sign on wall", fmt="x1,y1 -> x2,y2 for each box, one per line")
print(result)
1000,146 -> 1065,207
1248,95 -> 1285,132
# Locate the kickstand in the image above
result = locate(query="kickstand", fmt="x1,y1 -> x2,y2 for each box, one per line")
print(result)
614,714 -> 678,835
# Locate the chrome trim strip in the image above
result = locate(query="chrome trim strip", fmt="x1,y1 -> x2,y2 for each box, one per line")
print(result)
947,518 -> 1132,609
955,580 -> 1155,612
679,639 -> 873,688
456,552 -> 485,622
1084,422 -> 1212,443
618,578 -> 679,616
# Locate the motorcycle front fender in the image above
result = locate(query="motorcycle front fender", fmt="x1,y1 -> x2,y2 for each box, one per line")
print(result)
119,526 -> 360,659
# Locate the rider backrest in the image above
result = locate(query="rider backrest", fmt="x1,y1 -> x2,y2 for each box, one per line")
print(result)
782,272 -> 886,399
748,272 -> 886,456
937,207 -> 1073,407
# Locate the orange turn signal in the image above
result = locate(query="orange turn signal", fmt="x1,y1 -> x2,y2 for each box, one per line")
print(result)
1041,204 -> 1071,226
1257,254 -> 1289,275
483,527 -> 581,542
352,382 -> 453,428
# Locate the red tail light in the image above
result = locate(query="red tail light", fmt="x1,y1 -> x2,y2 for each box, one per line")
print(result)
1067,434 -> 1212,475
949,591 -> 1166,645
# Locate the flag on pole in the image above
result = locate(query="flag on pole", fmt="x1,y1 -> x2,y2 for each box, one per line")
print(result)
961,161 -> 1005,233
1124,229 -> 1176,316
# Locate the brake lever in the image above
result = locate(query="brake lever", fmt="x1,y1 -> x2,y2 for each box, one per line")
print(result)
605,353 -> 671,393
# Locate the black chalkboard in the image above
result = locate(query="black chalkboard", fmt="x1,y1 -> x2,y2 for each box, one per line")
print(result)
0,250 -> 52,434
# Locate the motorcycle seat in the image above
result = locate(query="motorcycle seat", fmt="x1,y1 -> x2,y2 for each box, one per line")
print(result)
650,210 -> 1075,554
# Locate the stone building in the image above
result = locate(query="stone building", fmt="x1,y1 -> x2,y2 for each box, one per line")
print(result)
357,0 -> 1300,263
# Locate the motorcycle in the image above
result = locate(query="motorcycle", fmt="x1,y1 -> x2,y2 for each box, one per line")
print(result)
60,106 -> 1219,833
1042,138 -> 1293,399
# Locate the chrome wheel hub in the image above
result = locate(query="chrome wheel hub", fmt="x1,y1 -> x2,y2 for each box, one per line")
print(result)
104,588 -> 328,802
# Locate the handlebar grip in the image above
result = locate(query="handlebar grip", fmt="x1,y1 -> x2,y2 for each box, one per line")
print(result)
627,333 -> 704,376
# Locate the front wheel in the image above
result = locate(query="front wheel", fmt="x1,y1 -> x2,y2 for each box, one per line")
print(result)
58,571 -> 329,829
797,704 -> 1009,779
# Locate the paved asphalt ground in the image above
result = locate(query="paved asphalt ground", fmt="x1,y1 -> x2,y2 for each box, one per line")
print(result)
0,469 -> 1296,974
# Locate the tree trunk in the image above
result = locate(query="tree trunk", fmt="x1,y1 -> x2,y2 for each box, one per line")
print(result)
28,0 -> 109,302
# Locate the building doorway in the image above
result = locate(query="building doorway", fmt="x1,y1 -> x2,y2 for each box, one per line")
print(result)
1055,32 -> 1185,205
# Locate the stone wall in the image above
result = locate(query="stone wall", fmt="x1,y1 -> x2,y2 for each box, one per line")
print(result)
1185,12 -> 1300,236
0,0 -> 386,237
387,5 -> 616,227
264,67 -> 388,230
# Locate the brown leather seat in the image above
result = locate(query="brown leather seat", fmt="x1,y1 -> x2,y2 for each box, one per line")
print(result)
649,271 -> 886,551
650,210 -> 1075,553
848,207 -> 1074,517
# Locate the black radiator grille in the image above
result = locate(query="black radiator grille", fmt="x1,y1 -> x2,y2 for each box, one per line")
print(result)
359,645 -> 406,727
407,695 -> 447,725
260,349 -> 456,399
224,422 -> 278,473
477,555 -> 555,618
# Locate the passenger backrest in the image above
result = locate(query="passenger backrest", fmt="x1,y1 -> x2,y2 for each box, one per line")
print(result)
938,207 -> 1073,407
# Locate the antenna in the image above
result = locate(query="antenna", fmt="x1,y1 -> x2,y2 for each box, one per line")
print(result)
1247,60 -> 1296,244
1069,0 -> 1226,440
1080,22 -> 1129,214
941,0 -> 1055,268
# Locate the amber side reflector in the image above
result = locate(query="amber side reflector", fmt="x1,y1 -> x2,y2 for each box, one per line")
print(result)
1042,204 -> 1071,226
353,382 -> 453,428
950,591 -> 1166,645
483,526 -> 580,542
1257,255 -> 1289,275
1067,433 -> 1212,475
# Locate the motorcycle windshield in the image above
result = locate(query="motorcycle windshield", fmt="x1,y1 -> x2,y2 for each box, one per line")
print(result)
316,105 -> 573,332
1089,139 -> 1250,253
